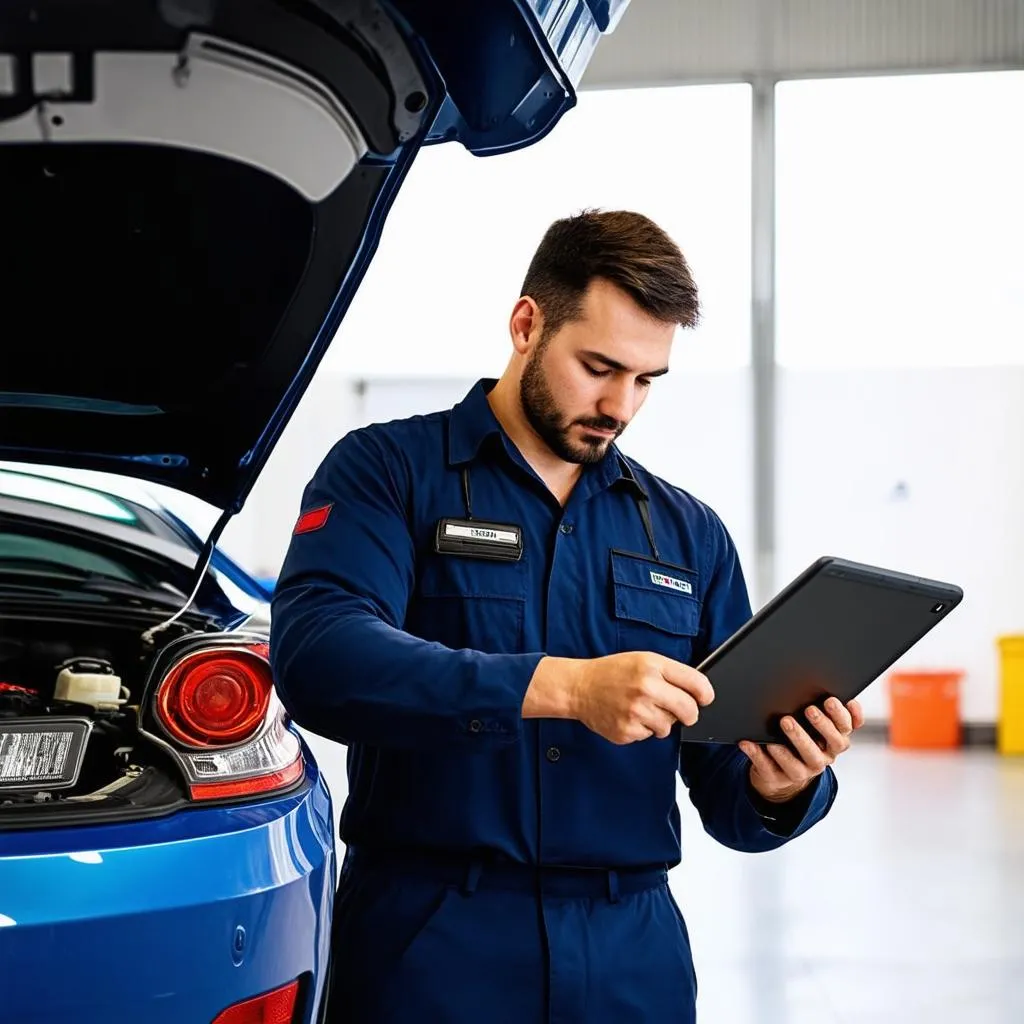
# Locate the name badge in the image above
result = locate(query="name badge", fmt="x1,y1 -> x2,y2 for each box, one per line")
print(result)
434,517 -> 523,562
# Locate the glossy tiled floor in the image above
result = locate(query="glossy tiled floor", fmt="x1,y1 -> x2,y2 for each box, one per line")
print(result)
670,739 -> 1024,1024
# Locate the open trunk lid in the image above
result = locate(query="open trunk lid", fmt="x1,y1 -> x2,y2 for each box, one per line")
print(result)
0,0 -> 629,511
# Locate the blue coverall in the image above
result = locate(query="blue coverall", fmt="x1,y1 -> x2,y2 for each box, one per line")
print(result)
270,379 -> 837,1022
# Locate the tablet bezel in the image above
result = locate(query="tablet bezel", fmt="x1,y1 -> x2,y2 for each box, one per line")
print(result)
681,556 -> 964,746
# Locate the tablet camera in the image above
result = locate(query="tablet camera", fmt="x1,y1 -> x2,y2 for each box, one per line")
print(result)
931,603 -> 946,614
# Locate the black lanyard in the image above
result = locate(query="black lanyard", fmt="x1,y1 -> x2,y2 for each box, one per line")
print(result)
461,466 -> 474,520
616,456 -> 660,561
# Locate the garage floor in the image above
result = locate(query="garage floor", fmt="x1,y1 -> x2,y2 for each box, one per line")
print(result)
673,738 -> 1024,1024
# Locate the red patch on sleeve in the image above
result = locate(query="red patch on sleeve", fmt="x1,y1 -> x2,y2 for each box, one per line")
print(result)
293,503 -> 333,535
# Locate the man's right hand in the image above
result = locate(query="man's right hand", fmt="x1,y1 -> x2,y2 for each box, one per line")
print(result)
523,652 -> 714,745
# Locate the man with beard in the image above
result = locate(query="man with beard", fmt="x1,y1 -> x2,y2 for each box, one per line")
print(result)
270,209 -> 863,1023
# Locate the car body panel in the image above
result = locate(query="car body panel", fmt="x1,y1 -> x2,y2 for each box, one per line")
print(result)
0,468 -> 330,1017
0,753 -> 335,1024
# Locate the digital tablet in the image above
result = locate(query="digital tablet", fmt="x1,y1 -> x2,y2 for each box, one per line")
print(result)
681,556 -> 963,746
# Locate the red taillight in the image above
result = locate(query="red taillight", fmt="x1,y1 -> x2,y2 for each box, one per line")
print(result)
153,642 -> 303,802
190,756 -> 304,802
156,647 -> 272,747
210,979 -> 300,1024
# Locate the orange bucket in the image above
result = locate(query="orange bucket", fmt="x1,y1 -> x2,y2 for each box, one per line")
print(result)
887,670 -> 963,749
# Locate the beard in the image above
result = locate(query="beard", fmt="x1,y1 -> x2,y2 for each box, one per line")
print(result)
519,339 -> 624,465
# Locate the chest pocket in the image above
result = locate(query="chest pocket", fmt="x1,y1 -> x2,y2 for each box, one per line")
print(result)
409,553 -> 527,655
610,549 -> 701,663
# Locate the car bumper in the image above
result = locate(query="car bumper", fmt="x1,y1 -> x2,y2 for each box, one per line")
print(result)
0,757 -> 335,1024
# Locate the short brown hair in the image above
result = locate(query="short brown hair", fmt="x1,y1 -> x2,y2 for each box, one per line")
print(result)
520,209 -> 699,336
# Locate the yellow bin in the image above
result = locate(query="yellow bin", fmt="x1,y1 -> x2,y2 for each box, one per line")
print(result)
998,636 -> 1024,755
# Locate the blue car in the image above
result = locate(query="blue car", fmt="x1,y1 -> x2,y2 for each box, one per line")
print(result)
0,2 -> 628,1021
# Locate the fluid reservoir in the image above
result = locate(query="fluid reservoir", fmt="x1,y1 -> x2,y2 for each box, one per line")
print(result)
54,659 -> 128,711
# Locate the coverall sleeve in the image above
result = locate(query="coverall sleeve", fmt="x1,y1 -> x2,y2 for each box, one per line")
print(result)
677,507 -> 837,853
269,429 -> 544,751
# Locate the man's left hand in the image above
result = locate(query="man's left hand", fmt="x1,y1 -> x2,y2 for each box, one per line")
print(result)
739,697 -> 865,803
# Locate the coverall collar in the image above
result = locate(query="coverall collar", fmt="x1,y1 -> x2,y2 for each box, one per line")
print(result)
447,378 -> 646,500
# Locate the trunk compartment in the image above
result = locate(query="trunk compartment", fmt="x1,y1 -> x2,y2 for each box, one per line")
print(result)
0,613 -> 191,826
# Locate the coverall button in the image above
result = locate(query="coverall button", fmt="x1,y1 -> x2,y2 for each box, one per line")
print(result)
559,522 -> 574,535
546,746 -> 561,763
469,719 -> 483,733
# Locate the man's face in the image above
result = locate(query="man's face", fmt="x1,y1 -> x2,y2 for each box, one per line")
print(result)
519,279 -> 675,464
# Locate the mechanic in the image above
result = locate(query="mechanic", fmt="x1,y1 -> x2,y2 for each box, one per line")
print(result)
270,209 -> 864,1023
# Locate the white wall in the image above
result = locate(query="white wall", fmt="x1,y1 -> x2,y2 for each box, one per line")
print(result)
777,366 -> 1024,724
321,83 -> 753,381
